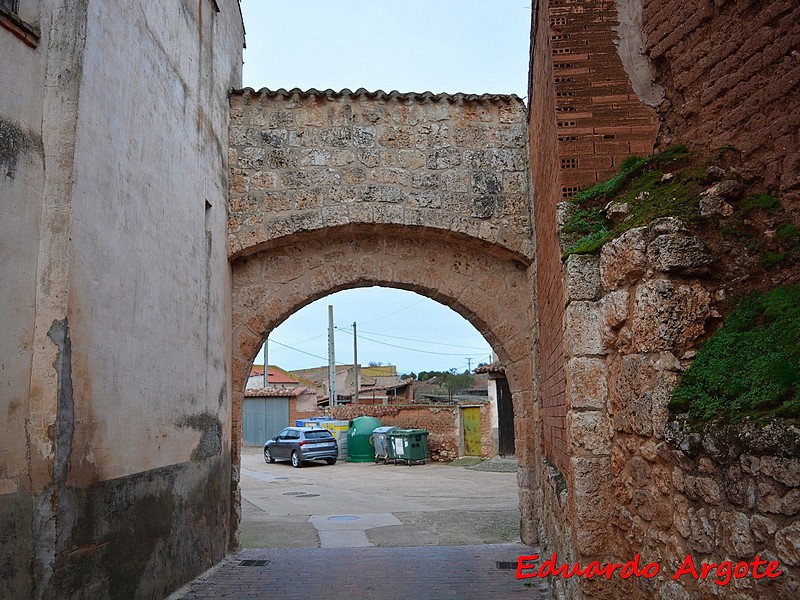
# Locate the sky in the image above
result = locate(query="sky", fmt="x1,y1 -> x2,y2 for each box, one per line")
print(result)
240,0 -> 532,374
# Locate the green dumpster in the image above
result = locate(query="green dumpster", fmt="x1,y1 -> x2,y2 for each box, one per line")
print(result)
347,416 -> 381,462
387,429 -> 428,465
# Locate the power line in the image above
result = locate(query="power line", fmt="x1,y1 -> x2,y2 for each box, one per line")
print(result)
336,326 -> 490,351
348,330 -> 484,357
360,298 -> 427,324
269,338 -> 349,366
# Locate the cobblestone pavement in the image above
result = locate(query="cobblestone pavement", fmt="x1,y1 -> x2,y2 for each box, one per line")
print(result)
168,544 -> 552,600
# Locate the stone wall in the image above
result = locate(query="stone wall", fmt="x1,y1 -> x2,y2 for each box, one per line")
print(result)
558,216 -> 799,598
228,88 -> 532,260
642,0 -> 800,201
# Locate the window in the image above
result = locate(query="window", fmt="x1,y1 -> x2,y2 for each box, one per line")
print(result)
0,0 -> 19,13
561,186 -> 580,199
0,1 -> 40,47
561,158 -> 578,170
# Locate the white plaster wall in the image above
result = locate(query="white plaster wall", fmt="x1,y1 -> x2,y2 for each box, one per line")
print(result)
64,0 -> 243,482
0,5 -> 46,495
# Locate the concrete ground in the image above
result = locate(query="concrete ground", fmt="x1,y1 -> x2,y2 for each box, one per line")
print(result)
168,449 -> 552,599
238,447 -> 523,548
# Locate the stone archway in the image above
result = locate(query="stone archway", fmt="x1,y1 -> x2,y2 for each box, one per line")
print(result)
229,224 -> 538,546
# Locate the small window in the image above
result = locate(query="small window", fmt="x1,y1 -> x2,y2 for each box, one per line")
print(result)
562,186 -> 580,199
561,158 -> 578,170
0,0 -> 19,13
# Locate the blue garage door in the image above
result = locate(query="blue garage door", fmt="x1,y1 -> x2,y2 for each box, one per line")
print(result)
243,397 -> 289,446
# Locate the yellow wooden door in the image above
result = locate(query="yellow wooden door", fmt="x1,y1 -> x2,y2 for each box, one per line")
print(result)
463,407 -> 481,456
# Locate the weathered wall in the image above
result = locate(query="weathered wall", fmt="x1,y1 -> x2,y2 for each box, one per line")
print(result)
0,3 -> 45,597
0,1 -> 244,597
228,88 -> 532,260
558,217 -> 799,598
643,0 -> 800,200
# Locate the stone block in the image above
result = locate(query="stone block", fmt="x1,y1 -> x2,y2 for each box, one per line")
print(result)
569,456 -> 613,555
568,410 -> 611,455
601,289 -> 629,328
600,226 -> 648,290
564,254 -> 602,302
566,357 -> 608,410
631,279 -> 711,352
717,511 -> 755,557
647,233 -> 713,276
775,522 -> 800,566
426,147 -> 461,169
609,354 -> 657,436
565,301 -> 607,356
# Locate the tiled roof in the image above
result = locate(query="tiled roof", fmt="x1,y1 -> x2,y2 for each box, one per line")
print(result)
245,386 -> 312,398
474,362 -> 505,375
232,87 -> 524,104
248,365 -> 301,385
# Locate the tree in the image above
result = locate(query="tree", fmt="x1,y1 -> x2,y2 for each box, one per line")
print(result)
443,370 -> 475,400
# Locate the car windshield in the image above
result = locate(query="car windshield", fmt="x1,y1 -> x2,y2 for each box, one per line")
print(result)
305,430 -> 334,439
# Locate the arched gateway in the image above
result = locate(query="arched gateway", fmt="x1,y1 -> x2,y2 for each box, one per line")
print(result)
227,88 -> 539,543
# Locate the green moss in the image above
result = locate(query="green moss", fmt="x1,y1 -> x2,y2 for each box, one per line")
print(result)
761,252 -> 786,269
562,145 -> 700,258
741,193 -> 780,213
669,286 -> 800,425
777,223 -> 800,244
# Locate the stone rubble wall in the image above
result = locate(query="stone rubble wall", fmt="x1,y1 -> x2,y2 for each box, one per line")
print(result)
559,213 -> 799,598
228,89 -> 532,260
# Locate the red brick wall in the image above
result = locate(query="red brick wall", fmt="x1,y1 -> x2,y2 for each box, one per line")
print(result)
327,404 -> 460,461
531,0 -> 660,474
643,0 -> 800,198
530,0 -> 569,473
550,0 -> 659,199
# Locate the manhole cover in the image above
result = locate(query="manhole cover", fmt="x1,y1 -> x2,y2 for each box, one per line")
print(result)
283,492 -> 306,496
239,560 -> 269,567
328,515 -> 359,521
496,561 -> 517,570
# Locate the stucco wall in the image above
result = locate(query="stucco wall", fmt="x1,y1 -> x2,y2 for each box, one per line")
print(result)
0,1 -> 244,597
0,3 -> 46,596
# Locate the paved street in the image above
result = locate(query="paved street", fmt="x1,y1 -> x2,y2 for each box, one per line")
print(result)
168,449 -> 552,599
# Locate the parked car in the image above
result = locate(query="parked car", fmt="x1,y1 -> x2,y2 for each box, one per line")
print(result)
264,427 -> 338,468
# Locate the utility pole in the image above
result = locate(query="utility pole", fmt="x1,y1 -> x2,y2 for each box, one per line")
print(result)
328,305 -> 336,407
264,337 -> 269,389
353,321 -> 359,405
467,357 -> 472,373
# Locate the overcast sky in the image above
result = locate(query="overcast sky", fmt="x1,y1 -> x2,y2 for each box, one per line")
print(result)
240,0 -> 531,374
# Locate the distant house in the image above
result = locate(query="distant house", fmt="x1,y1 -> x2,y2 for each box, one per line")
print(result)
242,365 -> 320,445
290,363 -> 402,405
246,365 -> 304,390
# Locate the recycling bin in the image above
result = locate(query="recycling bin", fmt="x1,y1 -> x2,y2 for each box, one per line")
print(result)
347,416 -> 381,462
320,420 -> 350,459
387,429 -> 429,465
371,426 -> 400,463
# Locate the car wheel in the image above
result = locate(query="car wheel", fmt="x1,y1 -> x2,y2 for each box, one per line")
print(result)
291,450 -> 303,468
325,457 -> 337,465
264,447 -> 275,463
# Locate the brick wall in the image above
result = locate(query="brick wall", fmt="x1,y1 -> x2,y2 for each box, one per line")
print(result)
530,0 -> 568,474
550,0 -> 659,200
531,0 -> 662,478
643,0 -> 800,199
326,404 -> 460,461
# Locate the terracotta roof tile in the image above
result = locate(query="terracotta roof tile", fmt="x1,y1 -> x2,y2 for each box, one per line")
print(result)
232,87 -> 524,104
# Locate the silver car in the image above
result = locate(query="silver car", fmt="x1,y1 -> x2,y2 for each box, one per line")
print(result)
264,427 -> 338,468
